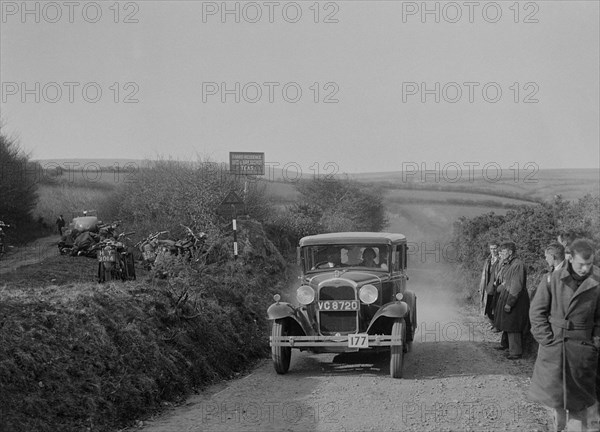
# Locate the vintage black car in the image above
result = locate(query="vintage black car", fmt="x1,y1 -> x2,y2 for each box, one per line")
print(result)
268,232 -> 417,378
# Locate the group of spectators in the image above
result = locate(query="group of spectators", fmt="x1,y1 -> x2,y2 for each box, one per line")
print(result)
479,233 -> 600,432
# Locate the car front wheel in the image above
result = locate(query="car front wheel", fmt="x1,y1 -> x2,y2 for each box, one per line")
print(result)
272,319 -> 291,374
390,319 -> 405,378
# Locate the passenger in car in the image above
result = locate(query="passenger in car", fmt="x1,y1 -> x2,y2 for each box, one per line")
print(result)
360,247 -> 378,268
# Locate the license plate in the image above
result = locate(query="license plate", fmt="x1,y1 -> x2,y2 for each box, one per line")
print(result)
348,333 -> 369,348
317,300 -> 358,311
98,251 -> 117,262
98,255 -> 116,262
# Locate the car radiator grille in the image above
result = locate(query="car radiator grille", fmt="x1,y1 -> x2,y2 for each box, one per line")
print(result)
319,285 -> 356,334
319,285 -> 354,300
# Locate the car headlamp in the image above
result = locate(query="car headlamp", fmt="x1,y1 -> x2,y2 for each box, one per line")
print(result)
359,284 -> 378,304
296,285 -> 315,305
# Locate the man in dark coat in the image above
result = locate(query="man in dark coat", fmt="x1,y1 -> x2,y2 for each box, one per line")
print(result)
493,241 -> 529,359
480,241 -> 500,325
529,239 -> 600,431
56,215 -> 66,236
529,243 -> 566,301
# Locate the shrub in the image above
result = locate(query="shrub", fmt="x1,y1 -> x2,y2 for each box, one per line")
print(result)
0,129 -> 44,242
266,177 -> 388,256
451,194 -> 600,302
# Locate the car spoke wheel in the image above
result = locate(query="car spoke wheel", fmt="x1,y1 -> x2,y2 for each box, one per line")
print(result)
390,319 -> 405,378
272,320 -> 291,374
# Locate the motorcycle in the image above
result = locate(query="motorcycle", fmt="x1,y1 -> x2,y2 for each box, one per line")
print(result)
93,231 -> 136,282
173,225 -> 208,262
136,226 -> 207,277
135,230 -> 170,270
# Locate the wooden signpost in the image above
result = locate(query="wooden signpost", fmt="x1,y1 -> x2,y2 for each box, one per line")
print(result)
218,152 -> 265,261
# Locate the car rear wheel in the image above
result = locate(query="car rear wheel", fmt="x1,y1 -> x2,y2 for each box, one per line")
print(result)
390,319 -> 405,378
272,320 -> 291,374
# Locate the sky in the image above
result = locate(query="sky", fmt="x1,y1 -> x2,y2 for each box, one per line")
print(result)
1,1 -> 599,176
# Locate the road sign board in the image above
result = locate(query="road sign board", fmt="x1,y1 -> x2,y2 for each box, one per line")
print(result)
217,190 -> 245,218
217,204 -> 242,219
229,152 -> 265,176
221,190 -> 243,205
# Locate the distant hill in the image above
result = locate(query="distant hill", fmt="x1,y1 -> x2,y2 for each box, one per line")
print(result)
33,159 -> 598,202
349,168 -> 599,202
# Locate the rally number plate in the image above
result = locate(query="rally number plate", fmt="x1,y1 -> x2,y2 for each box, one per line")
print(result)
317,300 -> 359,311
348,333 -> 369,348
98,254 -> 116,262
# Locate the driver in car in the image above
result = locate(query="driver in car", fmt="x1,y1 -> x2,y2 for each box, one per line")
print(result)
313,247 -> 342,269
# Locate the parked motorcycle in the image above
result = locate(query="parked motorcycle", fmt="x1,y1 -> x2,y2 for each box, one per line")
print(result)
93,231 -> 136,282
136,226 -> 207,277
135,230 -> 170,270
174,225 -> 208,262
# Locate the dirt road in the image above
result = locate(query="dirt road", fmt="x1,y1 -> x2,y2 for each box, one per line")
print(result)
137,266 -> 551,432
0,235 -> 59,275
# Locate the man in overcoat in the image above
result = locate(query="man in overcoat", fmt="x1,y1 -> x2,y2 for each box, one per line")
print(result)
493,241 -> 529,359
480,241 -> 500,325
529,243 -> 566,301
529,239 -> 600,431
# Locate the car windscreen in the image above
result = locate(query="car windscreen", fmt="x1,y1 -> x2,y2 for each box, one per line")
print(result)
303,244 -> 389,271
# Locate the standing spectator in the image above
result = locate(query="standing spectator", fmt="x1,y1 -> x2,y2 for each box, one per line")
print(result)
529,238 -> 600,432
529,243 -> 566,301
558,231 -> 575,262
56,215 -> 66,236
480,241 -> 500,326
493,241 -> 529,359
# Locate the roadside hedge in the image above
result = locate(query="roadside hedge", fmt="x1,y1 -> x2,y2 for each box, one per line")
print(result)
451,194 -> 600,300
0,221 -> 291,432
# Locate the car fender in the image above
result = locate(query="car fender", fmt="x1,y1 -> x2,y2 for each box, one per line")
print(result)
267,302 -> 312,336
366,301 -> 409,333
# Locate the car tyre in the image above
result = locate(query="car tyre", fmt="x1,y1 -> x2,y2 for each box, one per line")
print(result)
390,319 -> 405,378
272,320 -> 291,374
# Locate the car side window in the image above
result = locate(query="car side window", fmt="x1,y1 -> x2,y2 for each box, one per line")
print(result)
392,245 -> 401,272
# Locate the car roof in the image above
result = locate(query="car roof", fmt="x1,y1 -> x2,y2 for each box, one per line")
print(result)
299,232 -> 406,246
